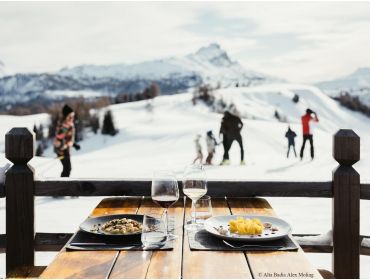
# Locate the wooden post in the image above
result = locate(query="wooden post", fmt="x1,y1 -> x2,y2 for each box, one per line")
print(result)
332,129 -> 360,278
5,128 -> 35,275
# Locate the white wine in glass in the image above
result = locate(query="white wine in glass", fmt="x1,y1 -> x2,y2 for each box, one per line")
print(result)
182,165 -> 207,231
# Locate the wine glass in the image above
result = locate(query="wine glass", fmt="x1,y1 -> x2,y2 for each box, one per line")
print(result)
182,165 -> 207,231
151,170 -> 179,239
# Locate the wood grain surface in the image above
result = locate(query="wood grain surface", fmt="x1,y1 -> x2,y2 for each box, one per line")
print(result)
40,196 -> 322,279
40,197 -> 141,279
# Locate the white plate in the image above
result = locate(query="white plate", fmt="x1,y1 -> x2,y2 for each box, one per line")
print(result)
204,215 -> 291,241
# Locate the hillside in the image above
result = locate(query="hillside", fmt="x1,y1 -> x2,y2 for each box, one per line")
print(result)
36,83 -> 370,181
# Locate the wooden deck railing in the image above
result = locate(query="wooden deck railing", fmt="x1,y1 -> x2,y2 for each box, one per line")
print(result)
0,127 -> 369,278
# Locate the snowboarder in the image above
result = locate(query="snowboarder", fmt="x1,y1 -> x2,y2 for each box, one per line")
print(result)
193,134 -> 203,164
205,130 -> 218,165
285,126 -> 297,158
299,108 -> 319,160
219,111 -> 245,165
53,105 -> 80,177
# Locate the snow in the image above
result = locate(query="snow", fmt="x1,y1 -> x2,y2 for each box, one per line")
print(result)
0,83 -> 370,277
58,44 -> 282,88
318,67 -> 370,91
294,230 -> 332,246
44,89 -> 106,99
362,238 -> 370,247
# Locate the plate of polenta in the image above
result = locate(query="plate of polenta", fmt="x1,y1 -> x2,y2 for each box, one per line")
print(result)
204,215 -> 291,241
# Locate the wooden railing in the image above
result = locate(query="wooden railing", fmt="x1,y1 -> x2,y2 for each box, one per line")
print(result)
1,127 -> 369,278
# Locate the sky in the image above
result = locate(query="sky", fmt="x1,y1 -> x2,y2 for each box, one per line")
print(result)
1,1 -> 370,83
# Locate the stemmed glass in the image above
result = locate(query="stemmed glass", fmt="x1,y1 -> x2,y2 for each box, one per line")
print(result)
151,170 -> 179,239
182,165 -> 207,231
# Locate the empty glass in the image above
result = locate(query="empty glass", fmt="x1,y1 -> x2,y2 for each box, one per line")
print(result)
141,213 -> 167,249
193,195 -> 212,225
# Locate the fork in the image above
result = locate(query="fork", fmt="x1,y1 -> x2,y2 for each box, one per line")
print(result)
222,240 -> 283,250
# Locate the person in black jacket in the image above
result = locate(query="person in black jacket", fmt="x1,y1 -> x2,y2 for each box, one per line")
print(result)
285,126 -> 297,158
219,111 -> 245,165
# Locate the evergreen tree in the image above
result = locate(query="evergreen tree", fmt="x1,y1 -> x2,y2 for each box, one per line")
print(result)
102,110 -> 117,136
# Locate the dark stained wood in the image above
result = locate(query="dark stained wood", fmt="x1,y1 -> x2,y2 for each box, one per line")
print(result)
40,197 -> 142,279
34,179 -> 332,198
332,129 -> 360,279
360,183 -> 370,200
5,128 -> 34,164
332,167 -> 360,278
182,198 -> 253,279
0,183 -> 5,198
5,128 -> 35,276
333,129 -> 360,166
228,198 -> 322,279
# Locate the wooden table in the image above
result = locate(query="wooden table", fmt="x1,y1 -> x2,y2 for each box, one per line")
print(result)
40,197 -> 322,279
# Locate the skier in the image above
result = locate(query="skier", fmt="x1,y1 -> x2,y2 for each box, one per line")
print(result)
205,130 -> 218,165
193,134 -> 203,164
285,126 -> 297,158
219,111 -> 245,165
299,108 -> 319,160
53,104 -> 80,177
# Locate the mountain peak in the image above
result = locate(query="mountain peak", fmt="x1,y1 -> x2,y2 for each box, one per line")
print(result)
192,43 -> 234,67
352,67 -> 370,76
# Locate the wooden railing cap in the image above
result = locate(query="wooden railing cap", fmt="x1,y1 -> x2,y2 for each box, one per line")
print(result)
5,128 -> 34,164
333,129 -> 360,166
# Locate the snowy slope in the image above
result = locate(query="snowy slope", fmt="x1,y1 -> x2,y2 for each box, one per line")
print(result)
36,83 -> 370,181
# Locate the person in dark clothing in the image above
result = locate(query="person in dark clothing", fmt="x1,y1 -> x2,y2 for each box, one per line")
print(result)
53,105 -> 80,177
300,108 -> 319,160
285,126 -> 297,158
219,111 -> 245,165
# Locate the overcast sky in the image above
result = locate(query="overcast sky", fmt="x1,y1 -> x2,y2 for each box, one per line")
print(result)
1,2 -> 370,83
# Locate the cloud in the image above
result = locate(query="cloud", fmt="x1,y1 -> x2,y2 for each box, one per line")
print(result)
1,2 -> 370,83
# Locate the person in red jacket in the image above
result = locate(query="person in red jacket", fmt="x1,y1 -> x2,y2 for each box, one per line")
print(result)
299,109 -> 319,160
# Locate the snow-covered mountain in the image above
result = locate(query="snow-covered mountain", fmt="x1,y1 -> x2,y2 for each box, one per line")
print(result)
317,68 -> 370,91
316,68 -> 370,106
0,44 -> 281,106
59,43 -> 280,87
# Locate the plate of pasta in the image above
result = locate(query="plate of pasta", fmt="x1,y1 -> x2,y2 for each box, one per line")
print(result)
80,214 -> 143,236
204,215 -> 291,241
